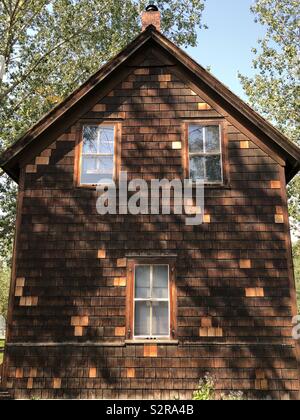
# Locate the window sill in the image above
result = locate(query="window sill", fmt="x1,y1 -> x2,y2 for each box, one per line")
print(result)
75,182 -> 232,190
75,184 -> 97,190
125,340 -> 179,346
190,182 -> 231,189
75,183 -> 114,190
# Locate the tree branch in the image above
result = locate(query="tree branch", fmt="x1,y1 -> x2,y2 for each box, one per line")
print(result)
18,2 -> 47,38
0,0 -> 10,14
3,1 -> 47,69
0,15 -> 97,104
10,0 -> 22,23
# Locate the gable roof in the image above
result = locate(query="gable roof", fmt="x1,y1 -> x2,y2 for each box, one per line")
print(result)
1,25 -> 300,183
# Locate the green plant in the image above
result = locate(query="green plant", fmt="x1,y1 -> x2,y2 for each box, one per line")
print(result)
293,242 -> 300,313
192,374 -> 216,400
0,265 -> 10,319
193,374 -> 244,401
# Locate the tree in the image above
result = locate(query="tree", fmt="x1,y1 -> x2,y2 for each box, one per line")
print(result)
0,264 -> 10,320
0,176 -> 17,262
0,0 -> 207,264
292,242 -> 300,314
239,0 -> 300,238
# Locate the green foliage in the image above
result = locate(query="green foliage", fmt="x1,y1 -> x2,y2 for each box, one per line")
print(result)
192,374 -> 244,400
0,0 -> 207,264
293,242 -> 300,314
192,374 -> 215,400
0,264 -> 10,320
287,176 -> 300,240
239,0 -> 300,236
239,0 -> 299,143
0,175 -> 17,263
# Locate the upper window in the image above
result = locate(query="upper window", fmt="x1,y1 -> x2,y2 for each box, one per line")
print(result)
80,124 -> 117,185
188,123 -> 223,184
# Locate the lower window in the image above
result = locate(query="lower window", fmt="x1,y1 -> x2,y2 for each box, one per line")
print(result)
134,265 -> 170,338
127,260 -> 176,340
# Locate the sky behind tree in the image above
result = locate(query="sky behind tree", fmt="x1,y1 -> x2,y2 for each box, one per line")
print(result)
186,0 -> 266,100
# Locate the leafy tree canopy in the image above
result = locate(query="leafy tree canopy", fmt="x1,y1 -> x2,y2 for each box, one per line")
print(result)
292,242 -> 300,314
239,0 -> 300,237
0,0 -> 207,263
0,263 -> 10,320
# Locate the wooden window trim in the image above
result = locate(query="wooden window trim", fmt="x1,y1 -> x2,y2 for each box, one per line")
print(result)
182,120 -> 230,188
74,121 -> 121,189
126,258 -> 177,342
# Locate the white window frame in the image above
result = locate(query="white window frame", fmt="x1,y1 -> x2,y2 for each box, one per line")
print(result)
188,123 -> 224,184
133,264 -> 171,339
80,124 -> 116,185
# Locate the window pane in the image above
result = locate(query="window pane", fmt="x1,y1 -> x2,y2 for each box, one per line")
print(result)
81,156 -> 114,184
99,127 -> 115,154
153,266 -> 169,299
135,266 -> 151,299
206,155 -> 222,182
83,126 -> 98,154
135,301 -> 150,336
205,126 -> 220,153
189,125 -> 204,153
82,156 -> 98,174
81,157 -> 99,184
81,125 -> 115,185
190,156 -> 205,181
152,302 -> 169,336
97,156 -> 114,175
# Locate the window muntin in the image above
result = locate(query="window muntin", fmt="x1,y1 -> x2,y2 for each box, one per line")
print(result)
188,124 -> 223,183
80,125 -> 115,185
134,265 -> 170,338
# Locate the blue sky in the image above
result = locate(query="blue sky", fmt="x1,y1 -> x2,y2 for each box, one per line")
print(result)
186,0 -> 266,100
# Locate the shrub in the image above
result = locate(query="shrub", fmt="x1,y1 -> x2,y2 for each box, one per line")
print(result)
0,265 -> 10,319
192,374 -> 244,401
192,374 -> 215,400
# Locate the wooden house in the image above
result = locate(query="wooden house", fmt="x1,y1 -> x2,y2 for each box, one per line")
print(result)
1,6 -> 300,400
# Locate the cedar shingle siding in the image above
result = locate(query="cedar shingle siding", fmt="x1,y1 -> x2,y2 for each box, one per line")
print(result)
2,40 -> 300,400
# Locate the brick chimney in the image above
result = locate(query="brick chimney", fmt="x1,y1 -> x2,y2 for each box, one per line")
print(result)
142,5 -> 161,32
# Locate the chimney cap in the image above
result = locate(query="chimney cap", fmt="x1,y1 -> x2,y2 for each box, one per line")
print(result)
146,4 -> 159,12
